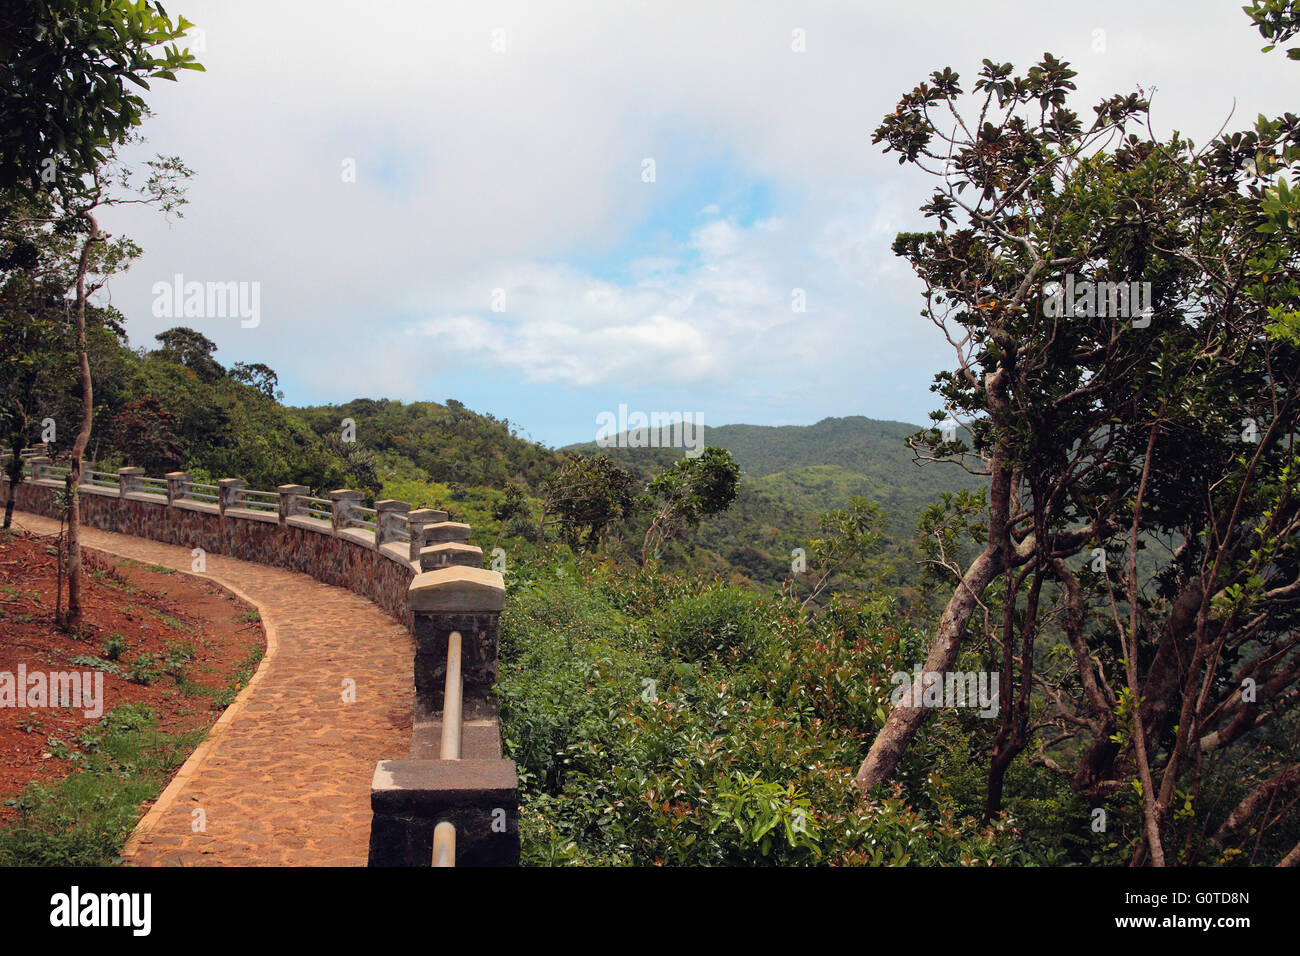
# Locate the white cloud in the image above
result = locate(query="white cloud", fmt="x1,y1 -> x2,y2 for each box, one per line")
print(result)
90,0 -> 1296,439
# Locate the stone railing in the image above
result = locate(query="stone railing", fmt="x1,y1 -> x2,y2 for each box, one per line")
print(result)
367,566 -> 518,867
0,452 -> 520,866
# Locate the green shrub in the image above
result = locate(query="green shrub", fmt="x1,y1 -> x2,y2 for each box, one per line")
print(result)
498,555 -> 1024,866
101,632 -> 127,661
649,585 -> 765,662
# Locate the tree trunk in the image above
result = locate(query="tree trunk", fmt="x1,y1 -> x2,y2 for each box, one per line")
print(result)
854,368 -> 1013,795
63,212 -> 98,628
854,546 -> 1004,793
2,434 -> 25,529
984,565 -> 1042,819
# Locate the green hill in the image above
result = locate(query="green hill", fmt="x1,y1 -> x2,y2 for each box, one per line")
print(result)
564,416 -> 985,588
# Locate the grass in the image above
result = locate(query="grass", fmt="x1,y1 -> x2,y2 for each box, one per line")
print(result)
88,565 -> 140,594
0,703 -> 205,866
209,647 -> 264,708
148,608 -> 195,634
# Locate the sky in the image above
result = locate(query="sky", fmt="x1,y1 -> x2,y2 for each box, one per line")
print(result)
100,0 -> 1297,448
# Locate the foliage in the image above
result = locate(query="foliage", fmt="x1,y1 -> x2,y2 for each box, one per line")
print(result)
641,447 -> 741,564
0,704 -> 203,865
498,552 -> 1024,865
859,24 -> 1300,864
798,496 -> 887,607
541,453 -> 639,552
0,0 -> 204,193
112,395 -> 184,474
1246,0 -> 1300,59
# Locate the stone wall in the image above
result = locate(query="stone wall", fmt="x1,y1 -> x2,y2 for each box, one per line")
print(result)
6,469 -> 519,866
7,478 -> 419,630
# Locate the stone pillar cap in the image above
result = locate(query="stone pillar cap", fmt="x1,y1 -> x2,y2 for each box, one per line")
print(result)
408,566 -> 505,612
330,488 -> 364,500
420,542 -> 483,556
218,477 -> 246,487
28,456 -> 51,464
408,508 -> 449,522
277,483 -> 310,493
117,466 -> 145,475
165,471 -> 189,479
375,499 -> 410,512
427,520 -> 471,533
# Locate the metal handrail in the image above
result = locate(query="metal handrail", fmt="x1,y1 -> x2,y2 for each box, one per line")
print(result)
294,496 -> 333,520
346,505 -> 378,530
441,631 -> 463,760
432,821 -> 456,867
238,488 -> 280,512
432,631 -> 464,867
183,482 -> 220,502
82,470 -> 118,487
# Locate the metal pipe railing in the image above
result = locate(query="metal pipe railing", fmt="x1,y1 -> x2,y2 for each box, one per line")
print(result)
441,631 -> 463,760
432,821 -> 456,867
432,631 -> 464,866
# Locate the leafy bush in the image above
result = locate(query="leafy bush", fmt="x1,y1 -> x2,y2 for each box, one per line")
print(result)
498,555 -> 1026,866
648,584 -> 766,662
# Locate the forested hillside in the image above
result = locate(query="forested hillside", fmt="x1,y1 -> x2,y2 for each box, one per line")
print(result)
8,313 -> 954,593
566,417 -> 982,591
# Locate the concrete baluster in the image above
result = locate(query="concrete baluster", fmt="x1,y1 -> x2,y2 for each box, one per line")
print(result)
330,489 -> 363,533
218,478 -> 246,515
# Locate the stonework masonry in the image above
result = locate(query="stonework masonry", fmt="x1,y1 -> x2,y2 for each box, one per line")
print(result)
4,465 -> 519,866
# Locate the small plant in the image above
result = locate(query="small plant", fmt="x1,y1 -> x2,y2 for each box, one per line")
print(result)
211,647 -> 263,708
101,632 -> 127,661
149,608 -> 194,634
162,641 -> 196,684
126,653 -> 159,685
67,654 -> 123,677
237,608 -> 260,625
18,712 -> 43,734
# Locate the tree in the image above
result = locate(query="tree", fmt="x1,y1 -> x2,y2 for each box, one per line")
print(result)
229,361 -> 279,399
492,482 -> 531,550
856,34 -> 1300,867
153,327 -> 225,381
0,1 -> 202,192
540,454 -> 639,552
797,496 -> 886,608
113,396 -> 184,474
23,146 -> 194,627
640,447 -> 741,565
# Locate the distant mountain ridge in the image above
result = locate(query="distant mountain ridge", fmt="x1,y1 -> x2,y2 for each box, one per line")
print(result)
566,415 -> 984,586
566,414 -> 979,516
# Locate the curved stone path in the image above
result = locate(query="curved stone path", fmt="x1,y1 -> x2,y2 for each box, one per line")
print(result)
14,513 -> 414,866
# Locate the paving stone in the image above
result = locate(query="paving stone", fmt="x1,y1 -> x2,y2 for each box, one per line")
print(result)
15,514 -> 415,867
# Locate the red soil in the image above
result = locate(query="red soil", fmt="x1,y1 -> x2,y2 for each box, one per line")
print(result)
0,528 -> 265,823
